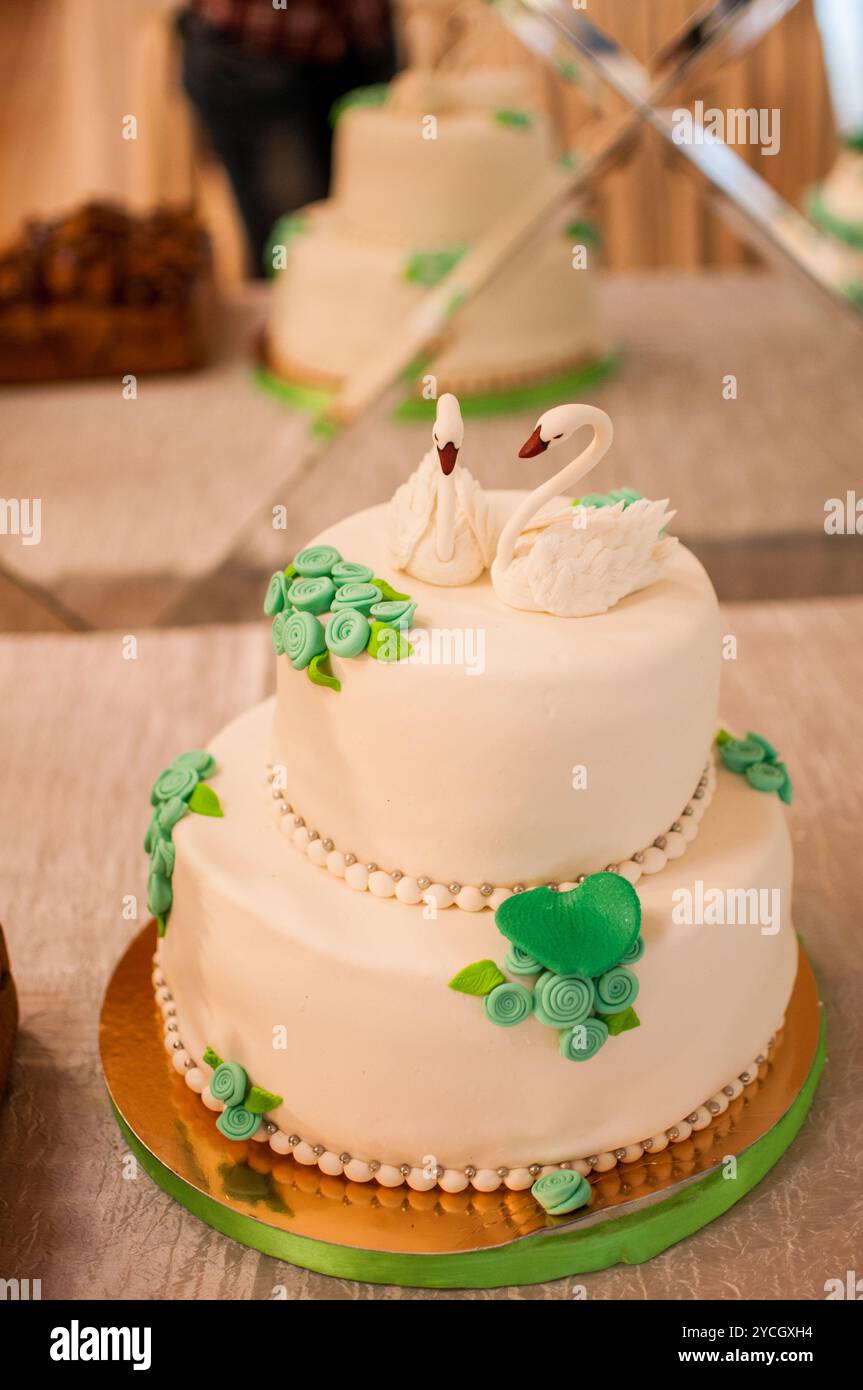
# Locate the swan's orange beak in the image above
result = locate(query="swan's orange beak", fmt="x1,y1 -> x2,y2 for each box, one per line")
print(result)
518,426 -> 548,458
437,441 -> 458,476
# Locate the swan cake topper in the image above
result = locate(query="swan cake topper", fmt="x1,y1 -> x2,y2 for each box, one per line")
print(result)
491,403 -> 676,618
388,392 -> 497,586
388,397 -> 675,615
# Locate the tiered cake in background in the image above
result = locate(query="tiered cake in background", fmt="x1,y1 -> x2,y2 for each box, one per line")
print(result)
147,399 -> 797,1208
264,56 -> 610,407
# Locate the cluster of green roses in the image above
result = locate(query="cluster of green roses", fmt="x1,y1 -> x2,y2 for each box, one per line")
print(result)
144,750 -> 223,935
716,729 -> 792,804
449,872 -> 644,1065
203,1046 -> 283,1142
263,545 -> 416,693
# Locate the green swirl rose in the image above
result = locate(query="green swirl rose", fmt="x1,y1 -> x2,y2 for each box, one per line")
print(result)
622,935 -> 644,964
595,965 -> 639,1013
216,1105 -> 262,1141
559,1016 -> 608,1062
157,796 -> 188,835
504,944 -> 543,976
531,1169 -> 592,1216
483,981 -> 533,1027
293,544 -> 341,577
147,871 -> 172,917
284,611 -> 327,670
325,607 -> 370,657
369,599 -> 417,629
288,575 -> 336,615
720,738 -> 764,774
172,749 -> 216,778
150,764 -> 198,806
149,838 -> 175,877
263,570 -> 289,616
331,582 -> 382,616
745,760 -> 786,794
331,560 -> 374,584
533,971 -> 594,1027
272,611 -> 287,655
210,1061 -> 248,1107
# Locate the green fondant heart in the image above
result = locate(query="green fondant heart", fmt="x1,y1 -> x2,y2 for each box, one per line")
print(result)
495,873 -> 641,978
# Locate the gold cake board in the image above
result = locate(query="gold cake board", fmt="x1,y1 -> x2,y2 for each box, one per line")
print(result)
100,924 -> 824,1289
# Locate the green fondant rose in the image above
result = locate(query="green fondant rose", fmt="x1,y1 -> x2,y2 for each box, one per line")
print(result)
504,944 -> 543,976
369,599 -> 416,629
483,981 -> 533,1027
272,611 -> 287,655
173,749 -> 216,778
149,837 -> 175,878
495,873 -> 641,978
147,871 -> 172,918
531,1169 -> 591,1216
719,737 -> 764,774
594,965 -> 639,1014
326,607 -> 371,657
746,760 -> 786,794
288,575 -> 336,615
293,544 -> 341,577
331,560 -> 374,584
144,813 -> 160,853
621,935 -> 644,964
216,1105 -> 262,1141
157,796 -> 189,835
284,611 -> 327,670
331,582 -> 382,616
263,570 -> 289,616
533,971 -> 594,1028
210,1061 -> 248,1108
559,1016 -> 608,1062
150,764 -> 198,806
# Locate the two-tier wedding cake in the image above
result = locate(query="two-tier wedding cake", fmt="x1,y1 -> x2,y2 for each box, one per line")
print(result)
146,398 -> 796,1212
264,65 -> 610,407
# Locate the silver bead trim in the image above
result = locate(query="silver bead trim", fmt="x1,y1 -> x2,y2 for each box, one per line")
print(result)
266,759 -> 714,911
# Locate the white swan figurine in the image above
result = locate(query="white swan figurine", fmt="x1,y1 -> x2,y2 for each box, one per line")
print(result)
491,403 -> 677,617
388,393 -> 496,587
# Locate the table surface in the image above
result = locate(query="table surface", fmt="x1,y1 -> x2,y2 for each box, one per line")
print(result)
2,272 -> 862,631
0,596 -> 860,1300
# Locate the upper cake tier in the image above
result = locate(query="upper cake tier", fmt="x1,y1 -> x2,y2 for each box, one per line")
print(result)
331,76 -> 556,247
270,496 -> 720,890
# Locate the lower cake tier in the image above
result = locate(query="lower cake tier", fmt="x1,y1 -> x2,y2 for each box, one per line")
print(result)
266,204 -> 607,396
158,700 -> 797,1183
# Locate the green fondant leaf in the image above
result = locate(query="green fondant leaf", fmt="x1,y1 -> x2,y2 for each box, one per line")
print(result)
597,1006 -> 640,1036
495,874 -> 641,978
565,219 -> 601,247
284,562 -> 296,579
404,245 -> 467,287
715,728 -> 732,746
308,651 -> 341,692
448,960 -> 506,997
202,1045 -> 223,1070
245,1085 -> 284,1115
372,577 -> 411,602
155,915 -> 167,938
493,108 -> 532,129
368,620 -> 411,662
188,783 -> 224,818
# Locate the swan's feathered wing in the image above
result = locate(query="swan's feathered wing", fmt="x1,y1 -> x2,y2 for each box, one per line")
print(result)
523,498 -> 677,617
388,448 -> 496,576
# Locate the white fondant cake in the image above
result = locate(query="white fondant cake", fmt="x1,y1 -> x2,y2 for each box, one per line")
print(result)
151,400 -> 798,1196
265,70 -> 608,398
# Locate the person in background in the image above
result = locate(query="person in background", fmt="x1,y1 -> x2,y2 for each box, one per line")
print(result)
179,0 -> 397,274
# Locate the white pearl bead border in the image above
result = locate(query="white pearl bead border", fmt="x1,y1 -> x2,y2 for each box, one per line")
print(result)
265,757 -> 717,912
152,955 -> 780,1194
